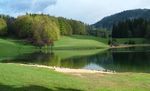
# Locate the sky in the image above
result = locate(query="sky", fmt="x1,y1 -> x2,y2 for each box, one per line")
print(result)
0,0 -> 150,24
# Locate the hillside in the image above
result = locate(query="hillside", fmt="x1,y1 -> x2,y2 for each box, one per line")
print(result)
0,35 -> 109,52
54,35 -> 109,49
93,9 -> 150,29
0,38 -> 36,60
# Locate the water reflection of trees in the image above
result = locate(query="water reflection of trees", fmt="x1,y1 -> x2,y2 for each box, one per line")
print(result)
61,50 -> 150,73
112,52 -> 150,73
2,49 -> 150,73
3,52 -> 61,67
60,51 -> 114,69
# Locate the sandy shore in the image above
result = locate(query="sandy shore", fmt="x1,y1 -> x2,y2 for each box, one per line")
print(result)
54,67 -> 113,74
7,63 -> 114,74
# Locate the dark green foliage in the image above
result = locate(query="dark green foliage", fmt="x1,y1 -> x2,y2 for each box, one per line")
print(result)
112,39 -> 119,46
108,40 -> 111,45
128,40 -> 136,44
93,9 -> 150,29
145,24 -> 150,39
112,18 -> 149,38
0,18 -> 7,36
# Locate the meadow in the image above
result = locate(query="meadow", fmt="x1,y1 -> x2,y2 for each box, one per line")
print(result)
0,63 -> 149,91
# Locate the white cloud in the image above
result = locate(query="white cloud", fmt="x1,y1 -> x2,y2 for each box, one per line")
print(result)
0,0 -> 57,16
0,0 -> 150,24
45,0 -> 150,24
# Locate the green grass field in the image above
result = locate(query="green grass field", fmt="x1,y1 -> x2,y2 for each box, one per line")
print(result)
54,35 -> 109,50
0,38 -> 37,60
0,63 -> 149,91
0,35 -> 149,52
0,35 -> 109,51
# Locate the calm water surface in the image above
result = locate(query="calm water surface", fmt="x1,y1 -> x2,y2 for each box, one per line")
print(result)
1,46 -> 150,73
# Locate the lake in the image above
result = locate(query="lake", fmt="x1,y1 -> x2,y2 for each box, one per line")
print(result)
1,46 -> 150,73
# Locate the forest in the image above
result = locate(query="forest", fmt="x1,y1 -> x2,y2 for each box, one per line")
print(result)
112,18 -> 150,38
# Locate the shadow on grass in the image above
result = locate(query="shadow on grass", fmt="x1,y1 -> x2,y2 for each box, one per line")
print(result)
0,84 -> 83,91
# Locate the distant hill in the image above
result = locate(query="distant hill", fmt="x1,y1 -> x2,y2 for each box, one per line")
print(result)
93,9 -> 150,29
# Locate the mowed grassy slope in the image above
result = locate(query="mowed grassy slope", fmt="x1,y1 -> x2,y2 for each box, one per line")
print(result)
0,35 -> 149,52
0,35 -> 109,51
0,38 -> 37,60
54,35 -> 109,49
54,35 -> 149,49
0,63 -> 150,91
0,38 -> 35,51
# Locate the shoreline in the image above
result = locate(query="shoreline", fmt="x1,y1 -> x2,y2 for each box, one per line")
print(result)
52,44 -> 150,50
6,63 -> 114,74
110,44 -> 150,49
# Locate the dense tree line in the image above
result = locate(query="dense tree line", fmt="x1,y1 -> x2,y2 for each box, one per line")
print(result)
58,17 -> 87,35
0,15 -> 15,35
69,19 -> 87,35
112,18 -> 150,38
58,17 -> 73,35
0,14 -> 88,47
87,26 -> 109,38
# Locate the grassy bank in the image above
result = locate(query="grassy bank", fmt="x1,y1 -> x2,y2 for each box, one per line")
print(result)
0,35 -> 109,51
54,35 -> 109,50
0,38 -> 37,60
1,36 -> 150,51
0,63 -> 149,91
